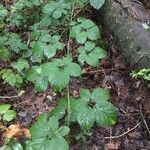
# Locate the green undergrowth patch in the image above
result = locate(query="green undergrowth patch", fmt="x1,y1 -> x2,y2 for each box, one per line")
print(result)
0,0 -> 118,149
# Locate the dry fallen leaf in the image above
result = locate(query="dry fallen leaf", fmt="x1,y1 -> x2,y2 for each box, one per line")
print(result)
5,124 -> 31,139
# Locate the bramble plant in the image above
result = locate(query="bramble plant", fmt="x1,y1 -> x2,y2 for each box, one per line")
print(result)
0,0 -> 117,149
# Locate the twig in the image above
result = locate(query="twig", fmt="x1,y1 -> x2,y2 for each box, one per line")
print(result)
104,122 -> 142,139
0,90 -> 25,99
72,1 -> 89,19
140,109 -> 150,135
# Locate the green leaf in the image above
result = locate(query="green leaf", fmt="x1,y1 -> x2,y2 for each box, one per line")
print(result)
0,5 -> 8,20
85,53 -> 99,67
44,136 -> 69,150
81,19 -> 95,29
66,62 -> 82,77
2,70 -> 16,86
3,110 -> 16,121
95,102 -> 117,126
39,30 -> 52,43
48,68 -> 70,90
27,66 -> 41,82
92,88 -> 110,103
84,41 -> 96,51
7,33 -> 28,53
71,18 -> 101,44
0,48 -> 11,61
86,26 -> 100,40
11,58 -> 29,73
34,76 -> 49,92
93,47 -> 107,59
76,31 -> 87,44
30,114 -> 51,139
80,89 -> 91,102
28,114 -> 69,150
74,88 -> 117,129
77,106 -> 95,130
90,0 -> 105,10
57,126 -> 70,136
31,41 -> 45,63
48,116 -> 59,131
0,104 -> 11,115
78,45 -> 107,67
53,9 -> 62,19
42,57 -> 81,90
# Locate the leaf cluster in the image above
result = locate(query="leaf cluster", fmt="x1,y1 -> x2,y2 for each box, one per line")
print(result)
27,57 -> 81,91
50,88 -> 117,130
0,104 -> 16,122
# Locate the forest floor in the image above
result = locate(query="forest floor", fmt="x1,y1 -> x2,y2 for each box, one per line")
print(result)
0,1 -> 150,149
0,26 -> 149,149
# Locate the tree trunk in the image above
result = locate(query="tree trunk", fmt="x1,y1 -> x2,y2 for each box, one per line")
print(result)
100,0 -> 150,69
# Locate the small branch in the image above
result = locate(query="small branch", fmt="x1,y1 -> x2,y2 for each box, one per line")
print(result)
104,122 -> 142,139
0,90 -> 25,99
72,2 -> 89,19
140,108 -> 150,135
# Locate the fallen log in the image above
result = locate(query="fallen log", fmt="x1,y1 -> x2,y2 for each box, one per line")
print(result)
100,0 -> 150,69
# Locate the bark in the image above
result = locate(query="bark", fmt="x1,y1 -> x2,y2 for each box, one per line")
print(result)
100,0 -> 150,69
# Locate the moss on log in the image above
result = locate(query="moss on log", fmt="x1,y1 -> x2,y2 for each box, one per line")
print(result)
100,0 -> 150,69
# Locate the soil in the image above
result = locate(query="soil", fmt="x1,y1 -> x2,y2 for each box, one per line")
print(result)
0,1 -> 150,150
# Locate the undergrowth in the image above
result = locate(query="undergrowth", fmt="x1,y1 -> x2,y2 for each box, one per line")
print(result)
0,0 -> 117,149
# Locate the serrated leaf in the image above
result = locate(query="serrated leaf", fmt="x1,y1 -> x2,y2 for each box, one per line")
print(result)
86,26 -> 100,40
57,126 -> 70,136
77,107 -> 95,130
2,70 -> 16,86
30,114 -> 51,139
76,31 -> 87,44
66,62 -> 82,77
3,110 -> 16,121
0,48 -> 11,61
0,104 -> 11,115
48,68 -> 70,90
29,114 -> 69,150
81,19 -> 95,29
93,47 -> 107,59
92,88 -> 110,103
80,89 -> 91,102
7,33 -> 28,53
53,9 -> 62,19
85,53 -> 99,67
84,41 -> 96,51
48,116 -> 59,131
74,88 -> 117,129
44,136 -> 69,150
31,42 -> 45,63
95,102 -> 117,126
27,66 -> 41,81
34,76 -> 49,92
40,30 -> 52,43
90,0 -> 105,10
44,45 -> 56,59
11,58 -> 29,73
